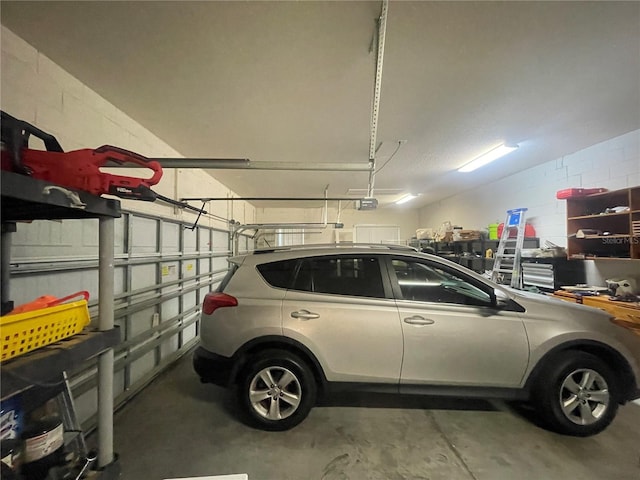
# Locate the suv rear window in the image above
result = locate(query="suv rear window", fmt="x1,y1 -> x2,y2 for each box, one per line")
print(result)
257,259 -> 298,289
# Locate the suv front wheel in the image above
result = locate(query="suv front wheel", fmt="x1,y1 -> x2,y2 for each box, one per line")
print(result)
238,349 -> 317,431
534,351 -> 619,436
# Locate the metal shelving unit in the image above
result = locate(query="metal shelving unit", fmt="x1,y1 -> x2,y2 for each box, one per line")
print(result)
1,170 -> 122,476
411,238 -> 540,273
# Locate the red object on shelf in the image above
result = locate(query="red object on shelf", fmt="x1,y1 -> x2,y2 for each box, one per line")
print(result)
498,223 -> 536,238
1,145 -> 163,201
556,188 -> 608,199
8,291 -> 90,315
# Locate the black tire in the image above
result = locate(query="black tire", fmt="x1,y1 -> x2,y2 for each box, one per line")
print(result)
533,351 -> 619,436
237,349 -> 317,431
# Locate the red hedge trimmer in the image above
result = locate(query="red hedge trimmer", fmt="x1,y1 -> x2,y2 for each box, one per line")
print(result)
1,110 -> 205,216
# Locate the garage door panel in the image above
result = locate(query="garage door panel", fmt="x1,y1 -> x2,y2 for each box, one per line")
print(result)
130,351 -> 156,385
161,298 -> 180,320
213,256 -> 228,271
161,334 -> 179,358
183,229 -> 197,252
131,263 -> 157,290
198,257 -> 211,274
131,217 -> 157,254
12,270 -> 98,306
182,320 -> 197,343
199,228 -> 211,252
182,290 -> 197,310
212,230 -> 229,252
130,306 -> 156,337
162,222 -> 180,254
182,260 -> 196,278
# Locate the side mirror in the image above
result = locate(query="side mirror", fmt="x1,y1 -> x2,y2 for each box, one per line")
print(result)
493,288 -> 510,309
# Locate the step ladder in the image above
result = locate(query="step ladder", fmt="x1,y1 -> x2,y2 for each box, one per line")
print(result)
47,371 -> 99,478
491,208 -> 528,288
55,371 -> 89,459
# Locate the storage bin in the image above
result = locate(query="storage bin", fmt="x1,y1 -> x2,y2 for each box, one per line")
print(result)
1,295 -> 90,362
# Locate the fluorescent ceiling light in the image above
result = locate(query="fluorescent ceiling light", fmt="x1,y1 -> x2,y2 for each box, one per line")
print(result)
396,194 -> 417,205
458,144 -> 518,173
346,188 -> 404,196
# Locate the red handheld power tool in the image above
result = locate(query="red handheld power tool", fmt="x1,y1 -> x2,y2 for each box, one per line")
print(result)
17,145 -> 163,201
1,111 -> 163,201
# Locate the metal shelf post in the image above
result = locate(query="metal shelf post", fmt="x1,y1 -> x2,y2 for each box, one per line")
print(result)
98,216 -> 115,468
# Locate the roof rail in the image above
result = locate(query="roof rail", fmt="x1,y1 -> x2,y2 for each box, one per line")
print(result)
254,243 -> 417,254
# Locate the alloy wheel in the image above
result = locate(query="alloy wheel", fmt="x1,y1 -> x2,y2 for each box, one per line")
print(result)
559,368 -> 610,425
249,366 -> 302,420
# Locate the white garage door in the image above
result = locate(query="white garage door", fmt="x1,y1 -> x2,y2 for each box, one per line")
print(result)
354,224 -> 400,244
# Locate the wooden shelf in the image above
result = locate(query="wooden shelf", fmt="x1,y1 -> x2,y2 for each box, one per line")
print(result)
568,212 -> 630,220
565,186 -> 640,260
576,234 -> 631,239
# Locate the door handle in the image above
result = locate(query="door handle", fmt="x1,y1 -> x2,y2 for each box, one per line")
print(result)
403,315 -> 435,325
291,309 -> 320,320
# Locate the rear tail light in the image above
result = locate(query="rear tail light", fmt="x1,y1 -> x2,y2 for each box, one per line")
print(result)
203,292 -> 238,315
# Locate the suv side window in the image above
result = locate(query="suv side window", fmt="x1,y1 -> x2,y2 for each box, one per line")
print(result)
257,259 -> 299,289
293,256 -> 385,298
391,258 -> 492,307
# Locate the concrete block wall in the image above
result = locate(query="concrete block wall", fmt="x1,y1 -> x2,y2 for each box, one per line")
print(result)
418,130 -> 639,246
1,26 -> 254,227
418,129 -> 640,284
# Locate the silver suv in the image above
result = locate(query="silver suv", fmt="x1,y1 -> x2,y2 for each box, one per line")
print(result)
193,245 -> 640,436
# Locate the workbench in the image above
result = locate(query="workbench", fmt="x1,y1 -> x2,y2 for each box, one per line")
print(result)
581,295 -> 640,325
552,291 -> 640,335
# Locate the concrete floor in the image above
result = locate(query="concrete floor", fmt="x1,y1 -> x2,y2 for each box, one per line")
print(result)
104,352 -> 640,480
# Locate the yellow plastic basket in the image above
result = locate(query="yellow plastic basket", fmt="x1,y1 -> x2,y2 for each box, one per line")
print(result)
1,299 -> 90,362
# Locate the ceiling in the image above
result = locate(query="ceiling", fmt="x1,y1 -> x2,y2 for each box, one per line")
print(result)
1,1 -> 639,209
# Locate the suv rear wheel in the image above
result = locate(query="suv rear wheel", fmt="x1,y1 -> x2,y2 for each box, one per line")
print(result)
238,349 -> 317,431
534,351 -> 619,436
